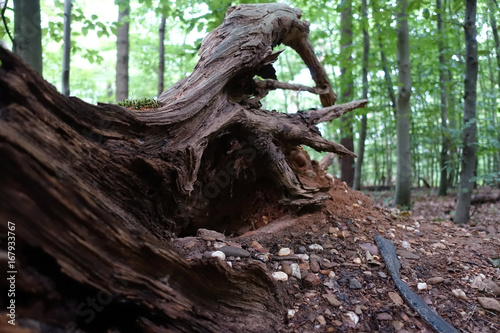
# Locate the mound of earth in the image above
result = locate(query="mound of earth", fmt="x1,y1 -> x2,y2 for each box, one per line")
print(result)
172,179 -> 500,332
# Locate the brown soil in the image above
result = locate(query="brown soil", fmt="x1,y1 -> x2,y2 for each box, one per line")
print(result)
172,180 -> 500,332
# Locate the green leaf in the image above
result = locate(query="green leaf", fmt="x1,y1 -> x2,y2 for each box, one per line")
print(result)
422,8 -> 430,19
91,14 -> 98,20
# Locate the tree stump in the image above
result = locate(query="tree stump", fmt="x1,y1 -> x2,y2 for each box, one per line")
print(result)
0,3 -> 366,332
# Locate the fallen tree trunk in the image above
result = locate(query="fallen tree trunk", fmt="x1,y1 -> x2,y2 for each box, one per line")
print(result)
0,4 -> 366,332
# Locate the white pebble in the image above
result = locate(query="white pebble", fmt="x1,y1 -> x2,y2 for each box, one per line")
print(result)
291,263 -> 301,280
272,271 -> 288,281
278,248 -> 291,256
296,254 -> 309,262
452,289 -> 468,300
287,309 -> 297,319
417,282 -> 427,290
328,271 -> 336,279
211,251 -> 226,260
308,244 -> 324,252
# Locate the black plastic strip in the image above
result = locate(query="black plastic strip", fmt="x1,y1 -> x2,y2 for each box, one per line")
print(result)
374,235 -> 460,333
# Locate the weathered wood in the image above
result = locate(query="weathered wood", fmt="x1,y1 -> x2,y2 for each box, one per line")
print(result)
0,3 -> 367,332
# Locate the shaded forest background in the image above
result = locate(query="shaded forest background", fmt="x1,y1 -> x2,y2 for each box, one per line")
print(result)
1,0 -> 499,206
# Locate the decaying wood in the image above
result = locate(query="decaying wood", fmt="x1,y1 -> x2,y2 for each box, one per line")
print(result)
0,3 -> 367,332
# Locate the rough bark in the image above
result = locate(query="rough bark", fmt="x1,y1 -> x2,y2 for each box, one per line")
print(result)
116,1 -> 129,102
488,0 -> 500,187
62,0 -> 72,97
437,0 -> 450,196
455,0 -> 478,224
353,0 -> 369,191
157,15 -> 166,98
394,0 -> 412,208
13,0 -> 42,75
0,4 -> 367,331
339,0 -> 354,188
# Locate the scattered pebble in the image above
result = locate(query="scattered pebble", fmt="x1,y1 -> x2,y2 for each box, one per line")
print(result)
397,250 -> 420,260
197,228 -> 225,241
272,271 -> 288,281
287,309 -> 297,319
211,251 -> 226,260
278,248 -> 291,256
315,315 -> 326,326
291,263 -> 301,279
308,244 -> 324,252
392,320 -> 404,330
376,312 -> 393,321
348,278 -> 362,289
310,261 -> 320,273
427,277 -> 444,285
304,274 -> 321,287
388,292 -> 403,305
478,297 -> 500,312
281,263 -> 292,275
417,282 -> 427,290
431,242 -> 447,249
219,246 -> 250,258
296,253 -> 309,262
250,240 -> 266,253
484,280 -> 500,296
452,288 -> 468,300
342,311 -> 359,327
323,294 -> 341,307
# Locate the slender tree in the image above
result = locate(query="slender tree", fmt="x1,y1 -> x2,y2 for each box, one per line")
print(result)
339,0 -> 355,187
353,0 -> 369,191
158,15 -> 166,97
394,0 -> 412,208
455,0 -> 478,224
116,0 -> 130,102
13,0 -> 42,74
62,0 -> 72,96
489,0 -> 500,186
437,0 -> 450,196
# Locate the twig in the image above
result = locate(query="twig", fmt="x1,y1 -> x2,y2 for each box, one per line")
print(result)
1,0 -> 13,44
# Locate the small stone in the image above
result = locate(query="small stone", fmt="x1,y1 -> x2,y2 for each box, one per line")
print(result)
338,230 -> 350,239
388,292 -> 404,305
287,309 -> 297,319
197,228 -> 225,241
376,312 -> 393,321
359,242 -> 379,255
278,247 -> 291,256
250,240 -> 266,253
328,227 -> 339,234
211,251 -> 226,260
354,305 -> 362,315
431,242 -> 447,249
427,277 -> 444,285
397,250 -> 420,260
484,280 -> 500,296
219,246 -> 250,258
392,320 -> 404,330
323,294 -> 342,307
308,244 -> 324,252
272,271 -> 288,281
478,297 -> 500,312
349,278 -> 362,289
316,315 -> 326,326
291,263 -> 301,279
304,274 -> 321,287
417,282 -> 427,290
342,311 -> 359,327
298,246 -> 307,253
281,263 -> 293,275
328,271 -> 336,279
378,272 -> 387,278
452,289 -> 468,300
310,261 -> 320,273
471,275 -> 483,289
213,241 -> 225,249
296,253 -> 309,262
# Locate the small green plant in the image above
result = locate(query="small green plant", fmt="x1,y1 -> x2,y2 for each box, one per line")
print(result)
117,98 -> 162,110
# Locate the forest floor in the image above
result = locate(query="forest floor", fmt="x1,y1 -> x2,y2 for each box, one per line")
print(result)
172,180 -> 500,332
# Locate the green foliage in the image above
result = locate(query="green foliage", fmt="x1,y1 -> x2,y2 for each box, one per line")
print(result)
118,98 -> 162,109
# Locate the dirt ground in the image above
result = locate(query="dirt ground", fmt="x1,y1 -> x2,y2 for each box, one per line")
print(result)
172,179 -> 500,332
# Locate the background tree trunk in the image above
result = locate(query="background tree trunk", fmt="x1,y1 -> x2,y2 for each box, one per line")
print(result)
339,0 -> 355,188
353,0 -> 369,191
62,0 -> 72,97
394,0 -> 412,208
13,0 -> 42,75
437,0 -> 450,196
488,0 -> 500,187
157,15 -> 166,98
0,4 -> 366,331
455,0 -> 478,224
116,0 -> 130,102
